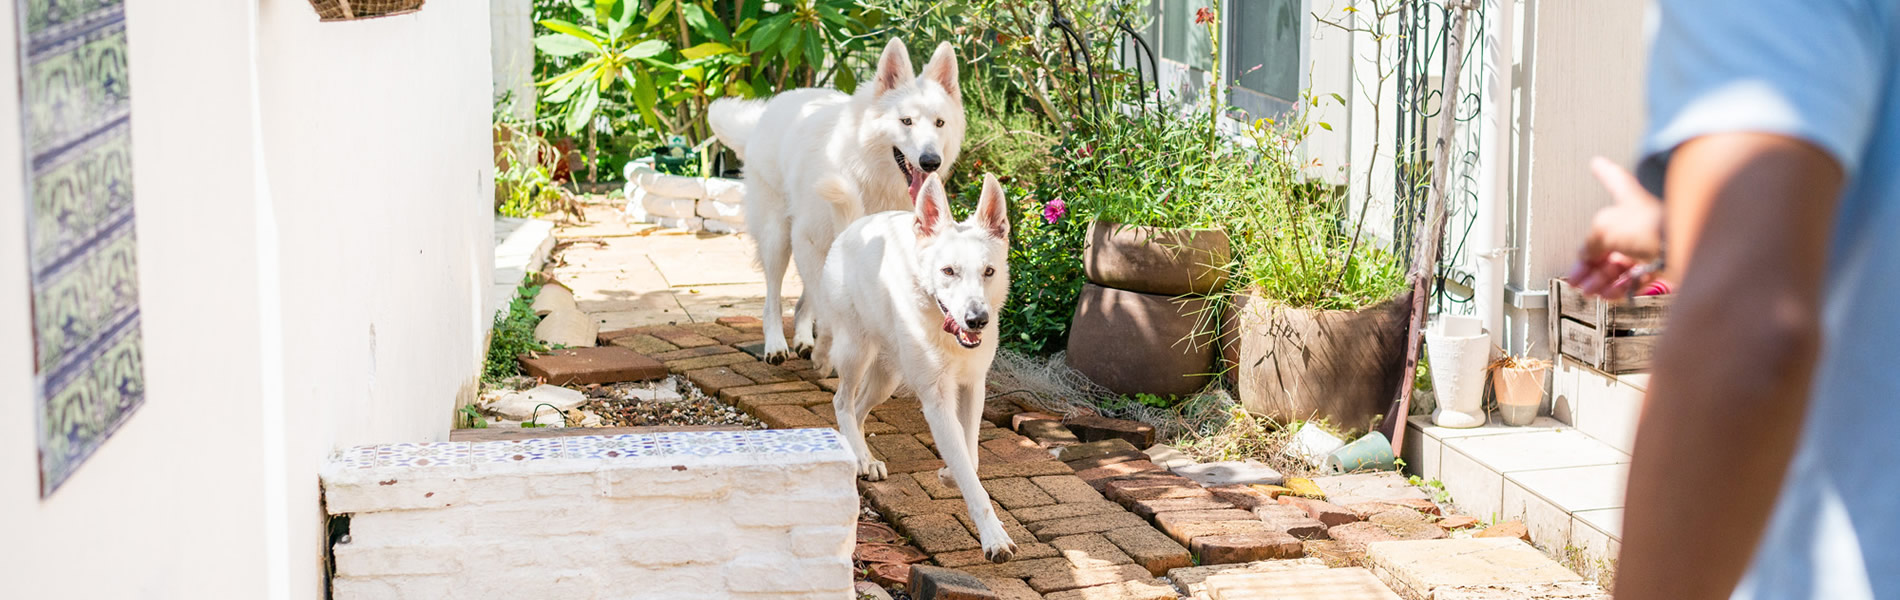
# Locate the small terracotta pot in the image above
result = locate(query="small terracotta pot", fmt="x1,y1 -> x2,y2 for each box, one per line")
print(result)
1493,364 -> 1549,427
1082,220 -> 1232,295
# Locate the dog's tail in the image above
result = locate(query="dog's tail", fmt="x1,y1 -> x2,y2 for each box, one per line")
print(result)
707,97 -> 768,160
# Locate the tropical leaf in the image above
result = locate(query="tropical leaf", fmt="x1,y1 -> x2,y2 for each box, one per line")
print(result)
539,19 -> 600,44
624,39 -> 670,60
682,4 -> 732,44
681,42 -> 734,60
748,14 -> 792,52
566,82 -> 601,134
645,0 -> 675,28
535,33 -> 597,57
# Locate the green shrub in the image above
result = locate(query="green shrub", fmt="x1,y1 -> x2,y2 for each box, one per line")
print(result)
483,279 -> 548,383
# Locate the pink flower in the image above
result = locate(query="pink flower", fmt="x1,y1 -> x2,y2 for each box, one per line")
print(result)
1195,7 -> 1215,24
1042,198 -> 1068,224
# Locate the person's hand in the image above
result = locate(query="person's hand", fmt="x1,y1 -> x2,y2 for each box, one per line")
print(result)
1569,157 -> 1665,297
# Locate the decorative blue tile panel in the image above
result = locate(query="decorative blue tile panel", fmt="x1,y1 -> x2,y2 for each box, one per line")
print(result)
334,429 -> 846,470
20,0 -> 141,496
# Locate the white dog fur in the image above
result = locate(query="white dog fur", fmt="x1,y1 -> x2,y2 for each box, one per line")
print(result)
708,38 -> 966,364
815,173 -> 1016,563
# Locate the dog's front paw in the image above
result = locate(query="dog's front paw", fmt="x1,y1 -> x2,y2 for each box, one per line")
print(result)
791,340 -> 814,360
859,459 -> 889,481
982,537 -> 1019,563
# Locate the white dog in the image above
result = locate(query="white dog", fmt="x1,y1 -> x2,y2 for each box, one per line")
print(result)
708,38 -> 966,364
815,173 -> 1015,562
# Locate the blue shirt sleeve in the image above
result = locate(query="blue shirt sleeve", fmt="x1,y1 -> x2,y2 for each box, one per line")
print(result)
1638,0 -> 1890,192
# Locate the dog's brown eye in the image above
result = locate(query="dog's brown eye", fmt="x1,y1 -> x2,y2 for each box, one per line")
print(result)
901,118 -> 914,126
983,267 -> 995,277
941,267 -> 955,276
935,119 -> 945,127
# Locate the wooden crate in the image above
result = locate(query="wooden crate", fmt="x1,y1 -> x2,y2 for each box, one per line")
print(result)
1547,278 -> 1671,374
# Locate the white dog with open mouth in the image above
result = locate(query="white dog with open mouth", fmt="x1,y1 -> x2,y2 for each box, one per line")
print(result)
707,38 -> 965,364
814,173 -> 1016,563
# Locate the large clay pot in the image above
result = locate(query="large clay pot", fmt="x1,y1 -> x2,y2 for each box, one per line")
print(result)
1222,291 -> 1413,434
1083,221 -> 1232,296
1065,283 -> 1216,396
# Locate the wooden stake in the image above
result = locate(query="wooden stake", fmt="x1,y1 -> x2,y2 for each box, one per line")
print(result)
1387,1 -> 1472,458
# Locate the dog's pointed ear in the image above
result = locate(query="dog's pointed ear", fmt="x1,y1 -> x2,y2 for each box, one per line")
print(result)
921,42 -> 961,103
873,38 -> 915,98
973,174 -> 1009,240
915,173 -> 951,238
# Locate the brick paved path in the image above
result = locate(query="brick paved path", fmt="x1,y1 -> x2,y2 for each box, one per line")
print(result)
546,203 -> 1608,600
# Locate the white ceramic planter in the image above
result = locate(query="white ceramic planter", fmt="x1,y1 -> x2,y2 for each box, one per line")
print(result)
1426,315 -> 1489,428
622,159 -> 746,234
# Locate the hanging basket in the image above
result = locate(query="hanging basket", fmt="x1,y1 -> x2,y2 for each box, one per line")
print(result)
307,0 -> 425,21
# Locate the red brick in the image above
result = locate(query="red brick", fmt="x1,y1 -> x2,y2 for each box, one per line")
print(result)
1012,411 -> 1062,431
1156,519 -> 1271,548
1254,504 -> 1331,540
1074,460 -> 1168,489
1024,563 -> 1153,594
1064,414 -> 1155,447
714,315 -> 762,329
1018,420 -> 1080,447
754,404 -> 829,429
976,460 -> 1074,480
1190,531 -> 1303,564
1054,438 -> 1142,462
663,352 -> 754,373
1064,451 -> 1150,473
1012,501 -> 1125,524
1326,522 -> 1399,548
1128,496 -> 1234,520
1439,514 -> 1479,530
680,322 -> 742,340
605,333 -> 677,355
1477,520 -> 1532,542
899,514 -> 981,554
980,435 -> 1055,464
716,380 -> 820,404
1025,511 -> 1151,542
907,564 -> 995,600
1103,478 -> 1209,505
1278,496 -> 1358,527
1049,533 -> 1135,569
730,360 -> 799,384
518,347 -> 666,385
1206,484 -> 1282,510
1152,510 -> 1259,544
649,344 -> 739,362
650,328 -> 719,348
1102,526 -> 1193,576
684,366 -> 755,396
856,543 -> 931,564
982,397 -> 1025,427
1029,475 -> 1105,504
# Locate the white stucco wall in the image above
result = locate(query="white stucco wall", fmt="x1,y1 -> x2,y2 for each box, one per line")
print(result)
492,0 -> 535,121
1506,0 -> 1648,355
2,2 -> 494,597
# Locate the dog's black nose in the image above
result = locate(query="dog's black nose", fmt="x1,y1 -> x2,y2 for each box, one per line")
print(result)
919,152 -> 943,172
965,310 -> 988,331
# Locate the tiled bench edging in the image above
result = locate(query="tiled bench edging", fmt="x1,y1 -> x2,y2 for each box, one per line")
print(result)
321,429 -> 856,600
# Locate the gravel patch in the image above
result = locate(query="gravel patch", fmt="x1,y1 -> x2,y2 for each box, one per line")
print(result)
581,376 -> 765,429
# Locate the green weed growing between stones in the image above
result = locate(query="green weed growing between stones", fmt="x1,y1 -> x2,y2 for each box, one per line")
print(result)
483,277 -> 548,384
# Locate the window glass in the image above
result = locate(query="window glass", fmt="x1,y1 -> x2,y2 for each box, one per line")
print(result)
1233,0 -> 1302,102
1161,0 -> 1213,71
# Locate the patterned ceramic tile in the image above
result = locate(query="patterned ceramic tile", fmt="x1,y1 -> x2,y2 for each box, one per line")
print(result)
24,0 -> 139,497
336,429 -> 844,470
373,442 -> 472,469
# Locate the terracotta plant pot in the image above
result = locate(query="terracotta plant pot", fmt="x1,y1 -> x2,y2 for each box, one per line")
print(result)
1493,364 -> 1549,427
1221,291 -> 1413,434
1065,282 -> 1217,396
1083,220 -> 1232,296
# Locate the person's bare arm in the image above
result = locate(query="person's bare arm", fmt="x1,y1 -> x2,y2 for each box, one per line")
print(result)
1613,132 -> 1843,599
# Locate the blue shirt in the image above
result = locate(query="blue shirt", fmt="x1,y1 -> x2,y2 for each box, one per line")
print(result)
1639,1 -> 1899,597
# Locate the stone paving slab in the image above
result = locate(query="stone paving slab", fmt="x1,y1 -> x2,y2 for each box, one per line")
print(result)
1166,559 -> 1330,599
1204,566 -> 1402,600
1364,538 -> 1583,600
